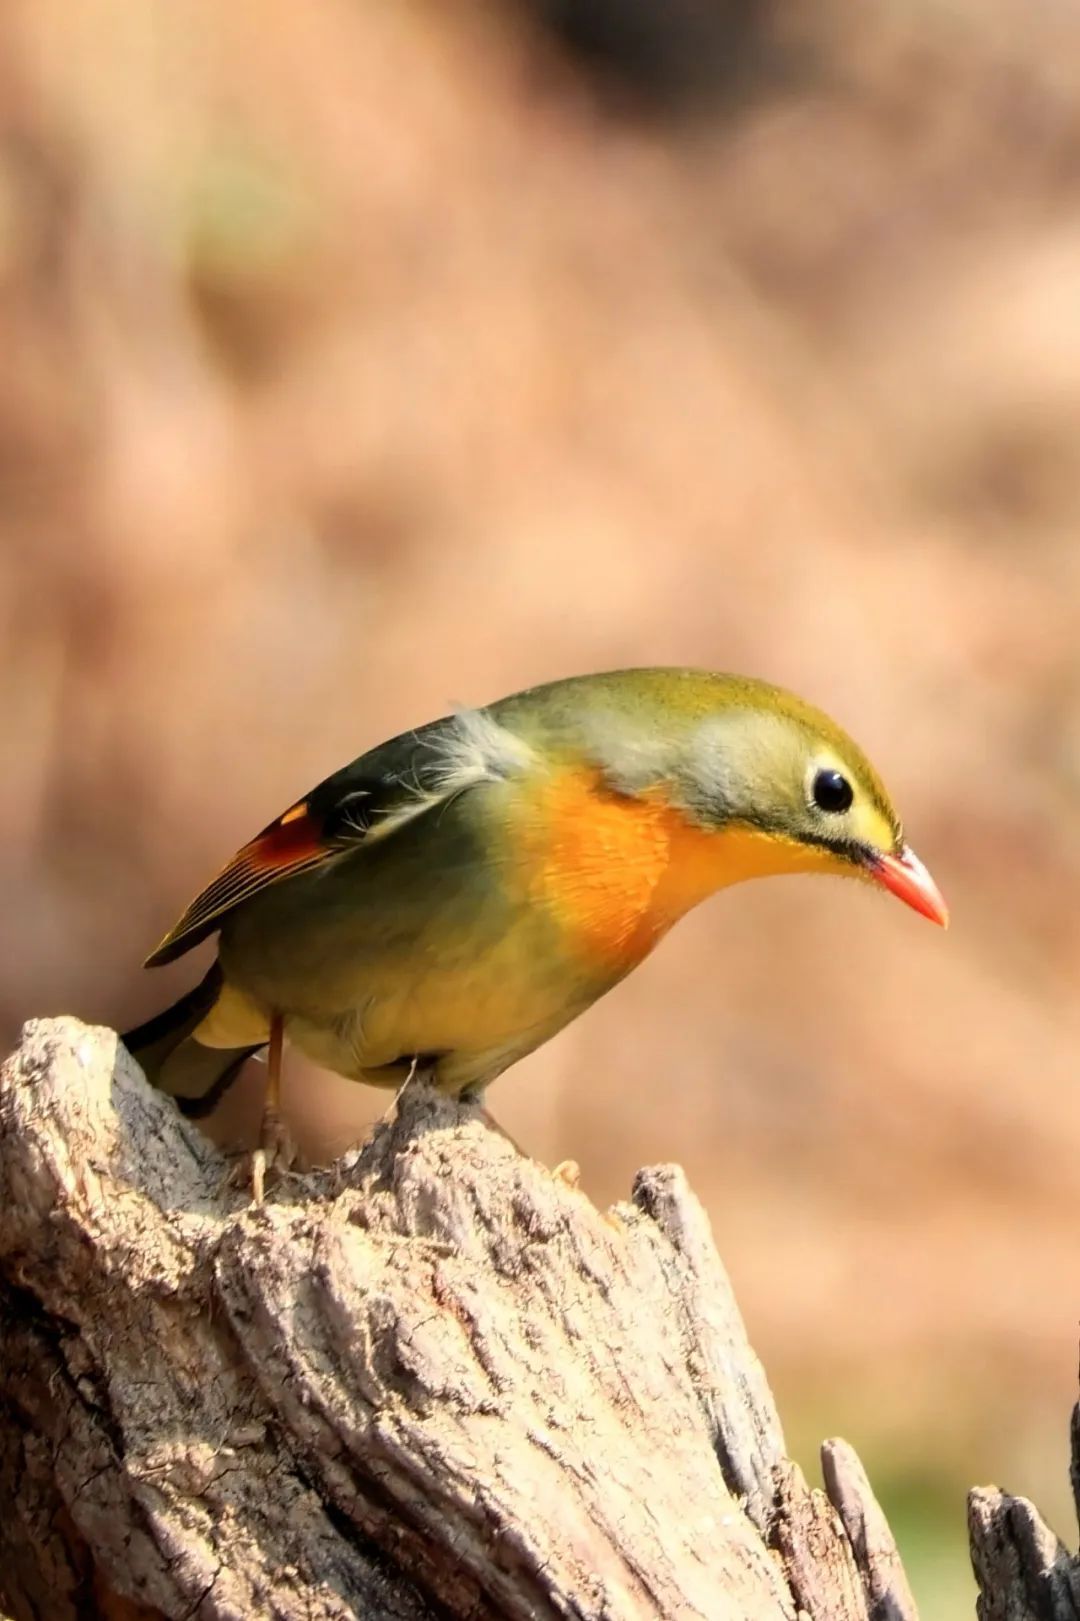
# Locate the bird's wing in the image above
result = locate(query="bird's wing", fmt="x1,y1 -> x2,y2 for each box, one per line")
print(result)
144,707 -> 531,968
144,774 -> 402,966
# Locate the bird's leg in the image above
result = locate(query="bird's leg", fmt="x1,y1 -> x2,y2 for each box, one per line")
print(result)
251,1012 -> 294,1204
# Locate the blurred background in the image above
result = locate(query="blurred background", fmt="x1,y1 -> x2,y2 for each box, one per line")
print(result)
3,0 -> 1080,1613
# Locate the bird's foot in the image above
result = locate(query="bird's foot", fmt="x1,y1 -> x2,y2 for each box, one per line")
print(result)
552,1159 -> 581,1188
248,1110 -> 299,1205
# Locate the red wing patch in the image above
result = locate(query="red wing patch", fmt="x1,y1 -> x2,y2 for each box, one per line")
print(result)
144,802 -> 334,967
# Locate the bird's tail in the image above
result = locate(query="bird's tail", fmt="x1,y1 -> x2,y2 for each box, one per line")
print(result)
122,962 -> 263,1118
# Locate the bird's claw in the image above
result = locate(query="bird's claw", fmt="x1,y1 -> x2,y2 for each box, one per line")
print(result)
245,1110 -> 299,1205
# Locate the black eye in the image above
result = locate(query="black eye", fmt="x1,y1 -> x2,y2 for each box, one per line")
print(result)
812,768 -> 854,814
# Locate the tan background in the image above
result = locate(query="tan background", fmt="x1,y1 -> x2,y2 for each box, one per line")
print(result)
3,2 -> 1080,1614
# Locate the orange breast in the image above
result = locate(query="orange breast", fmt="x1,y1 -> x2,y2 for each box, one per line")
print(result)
510,767 -> 735,974
508,764 -> 843,976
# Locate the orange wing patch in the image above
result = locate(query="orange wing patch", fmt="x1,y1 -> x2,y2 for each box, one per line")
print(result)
144,803 -> 332,967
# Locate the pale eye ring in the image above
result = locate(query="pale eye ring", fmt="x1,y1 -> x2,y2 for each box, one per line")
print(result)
812,767 -> 854,814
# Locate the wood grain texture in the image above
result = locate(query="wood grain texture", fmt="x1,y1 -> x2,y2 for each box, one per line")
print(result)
0,1017 -> 912,1620
969,1483 -> 1080,1620
966,1395 -> 1080,1619
822,1439 -> 918,1621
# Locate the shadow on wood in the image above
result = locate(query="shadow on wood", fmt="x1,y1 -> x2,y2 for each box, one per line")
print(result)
0,1017 -> 918,1620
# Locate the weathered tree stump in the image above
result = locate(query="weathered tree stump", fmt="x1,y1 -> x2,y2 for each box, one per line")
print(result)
0,1017 -> 922,1620
969,1430 -> 1080,1621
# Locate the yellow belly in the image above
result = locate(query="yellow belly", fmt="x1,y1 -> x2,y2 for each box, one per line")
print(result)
200,910 -> 599,1092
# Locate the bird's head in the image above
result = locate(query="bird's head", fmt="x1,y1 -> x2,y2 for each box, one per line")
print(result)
590,670 -> 948,927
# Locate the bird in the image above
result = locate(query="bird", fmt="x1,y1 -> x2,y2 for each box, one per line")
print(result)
124,668 -> 947,1193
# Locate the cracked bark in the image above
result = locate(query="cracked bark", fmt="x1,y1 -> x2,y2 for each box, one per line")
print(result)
0,1017 -> 922,1621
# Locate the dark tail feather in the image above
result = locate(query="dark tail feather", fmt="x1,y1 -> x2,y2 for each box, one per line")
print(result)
122,963 -> 264,1118
123,962 -> 224,1077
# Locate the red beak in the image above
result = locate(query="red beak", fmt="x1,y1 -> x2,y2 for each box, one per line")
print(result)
867,844 -> 949,928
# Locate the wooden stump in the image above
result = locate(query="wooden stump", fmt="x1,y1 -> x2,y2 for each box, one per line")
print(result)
969,1449 -> 1080,1621
0,1016 -> 920,1620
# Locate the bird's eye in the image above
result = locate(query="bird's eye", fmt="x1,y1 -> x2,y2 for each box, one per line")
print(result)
812,768 -> 854,814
